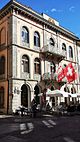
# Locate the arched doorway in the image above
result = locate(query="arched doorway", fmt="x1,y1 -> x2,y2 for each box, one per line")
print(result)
21,84 -> 29,107
34,85 -> 40,105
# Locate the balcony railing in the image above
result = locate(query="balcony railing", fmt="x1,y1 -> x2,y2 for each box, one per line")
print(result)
42,72 -> 57,81
41,44 -> 67,58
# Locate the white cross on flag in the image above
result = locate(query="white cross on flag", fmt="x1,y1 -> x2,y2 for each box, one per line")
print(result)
64,63 -> 77,82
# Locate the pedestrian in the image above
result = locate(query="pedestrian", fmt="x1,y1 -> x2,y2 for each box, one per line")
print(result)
20,105 -> 24,117
31,99 -> 37,118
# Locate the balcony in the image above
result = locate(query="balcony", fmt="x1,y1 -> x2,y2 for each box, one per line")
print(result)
41,44 -> 67,60
42,72 -> 57,81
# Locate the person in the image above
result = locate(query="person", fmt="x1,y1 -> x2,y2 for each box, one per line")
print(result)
31,99 -> 37,118
20,105 -> 25,117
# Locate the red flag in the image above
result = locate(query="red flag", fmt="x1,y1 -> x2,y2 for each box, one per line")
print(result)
57,68 -> 65,82
64,63 -> 77,82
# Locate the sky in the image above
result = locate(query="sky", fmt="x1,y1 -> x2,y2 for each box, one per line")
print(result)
0,0 -> 80,38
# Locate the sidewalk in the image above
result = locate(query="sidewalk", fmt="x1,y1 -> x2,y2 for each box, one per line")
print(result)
0,114 -> 14,118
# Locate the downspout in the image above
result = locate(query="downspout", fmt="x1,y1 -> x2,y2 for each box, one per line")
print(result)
7,22 -> 9,114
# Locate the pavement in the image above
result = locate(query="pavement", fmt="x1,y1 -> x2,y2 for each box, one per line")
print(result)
0,114 -> 14,118
0,112 -> 54,119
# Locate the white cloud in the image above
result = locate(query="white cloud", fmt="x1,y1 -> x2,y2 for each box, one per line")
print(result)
51,8 -> 63,13
69,6 -> 75,12
51,8 -> 57,12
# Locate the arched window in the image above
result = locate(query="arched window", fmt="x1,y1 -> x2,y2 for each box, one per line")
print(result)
22,55 -> 29,73
34,58 -> 41,74
71,87 -> 76,94
21,26 -> 29,43
69,46 -> 73,58
64,87 -> 70,92
64,64 -> 66,68
34,31 -> 40,47
51,86 -> 54,91
50,62 -> 56,73
0,56 -> 5,75
62,43 -> 66,51
49,38 -> 55,46
0,87 -> 4,108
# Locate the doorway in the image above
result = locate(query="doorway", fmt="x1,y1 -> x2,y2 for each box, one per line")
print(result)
21,84 -> 28,107
34,85 -> 40,104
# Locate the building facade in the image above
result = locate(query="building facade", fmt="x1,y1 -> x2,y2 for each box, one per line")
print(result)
0,0 -> 80,114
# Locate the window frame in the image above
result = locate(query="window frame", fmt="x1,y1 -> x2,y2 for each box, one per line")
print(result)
34,58 -> 41,74
34,31 -> 40,47
49,38 -> 55,46
21,26 -> 29,43
62,43 -> 66,51
22,55 -> 29,73
69,46 -> 73,58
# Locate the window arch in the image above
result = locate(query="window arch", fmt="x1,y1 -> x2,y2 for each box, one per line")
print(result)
1,28 -> 6,45
0,87 -> 4,108
49,38 -> 55,46
21,26 -> 29,43
62,43 -> 66,51
34,31 -> 40,47
50,62 -> 56,73
22,55 -> 29,73
34,58 -> 41,74
0,56 -> 5,75
69,46 -> 73,58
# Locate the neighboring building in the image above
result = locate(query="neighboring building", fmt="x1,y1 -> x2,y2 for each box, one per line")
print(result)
0,0 -> 80,114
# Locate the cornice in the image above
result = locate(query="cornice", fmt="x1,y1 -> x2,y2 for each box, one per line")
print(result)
0,0 -> 79,41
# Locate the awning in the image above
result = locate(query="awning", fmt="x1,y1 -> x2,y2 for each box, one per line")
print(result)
46,89 -> 80,98
46,89 -> 70,97
70,93 -> 77,98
